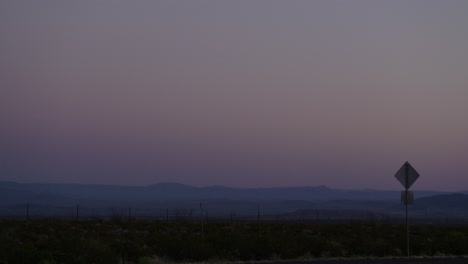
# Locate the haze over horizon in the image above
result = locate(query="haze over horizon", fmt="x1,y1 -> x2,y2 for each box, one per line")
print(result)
1,1 -> 468,191
2,180 -> 466,193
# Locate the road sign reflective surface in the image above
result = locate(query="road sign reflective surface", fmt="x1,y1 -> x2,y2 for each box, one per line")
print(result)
395,161 -> 420,190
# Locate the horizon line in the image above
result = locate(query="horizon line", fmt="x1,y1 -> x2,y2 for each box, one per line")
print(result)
0,180 -> 461,193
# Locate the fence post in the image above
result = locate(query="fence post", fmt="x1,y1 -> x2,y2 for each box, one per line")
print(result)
26,203 -> 30,220
257,204 -> 260,222
200,203 -> 205,244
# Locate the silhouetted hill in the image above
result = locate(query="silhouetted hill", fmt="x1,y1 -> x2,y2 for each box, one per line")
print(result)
412,193 -> 468,218
147,182 -> 194,190
0,181 -> 460,219
0,181 -> 446,203
417,193 -> 468,206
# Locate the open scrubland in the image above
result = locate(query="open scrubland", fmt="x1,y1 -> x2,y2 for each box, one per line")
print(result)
1,219 -> 467,264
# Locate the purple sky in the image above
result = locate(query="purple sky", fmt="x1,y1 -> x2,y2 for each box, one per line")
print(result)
1,1 -> 468,191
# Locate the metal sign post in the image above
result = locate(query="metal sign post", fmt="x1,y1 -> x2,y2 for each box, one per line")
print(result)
394,161 -> 420,257
405,164 -> 409,258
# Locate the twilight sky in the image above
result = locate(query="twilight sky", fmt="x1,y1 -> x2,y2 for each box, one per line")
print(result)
1,0 -> 467,191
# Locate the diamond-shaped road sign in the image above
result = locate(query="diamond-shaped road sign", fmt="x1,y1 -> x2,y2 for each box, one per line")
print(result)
395,161 -> 420,190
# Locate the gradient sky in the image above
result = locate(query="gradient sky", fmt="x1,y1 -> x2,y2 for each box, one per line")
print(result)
1,0 -> 467,191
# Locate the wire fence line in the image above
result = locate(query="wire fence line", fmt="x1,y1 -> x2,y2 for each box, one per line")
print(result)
1,203 -> 468,225
1,203 -> 383,221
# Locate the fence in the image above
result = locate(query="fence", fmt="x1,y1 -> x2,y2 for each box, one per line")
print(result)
1,203 -> 468,225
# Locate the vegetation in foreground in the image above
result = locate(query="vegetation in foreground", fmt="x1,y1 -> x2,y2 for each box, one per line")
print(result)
0,219 -> 467,264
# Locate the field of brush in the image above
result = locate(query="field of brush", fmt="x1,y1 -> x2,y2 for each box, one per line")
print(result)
1,219 -> 467,264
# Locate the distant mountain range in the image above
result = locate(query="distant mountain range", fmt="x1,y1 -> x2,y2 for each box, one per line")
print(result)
1,181 -> 466,220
